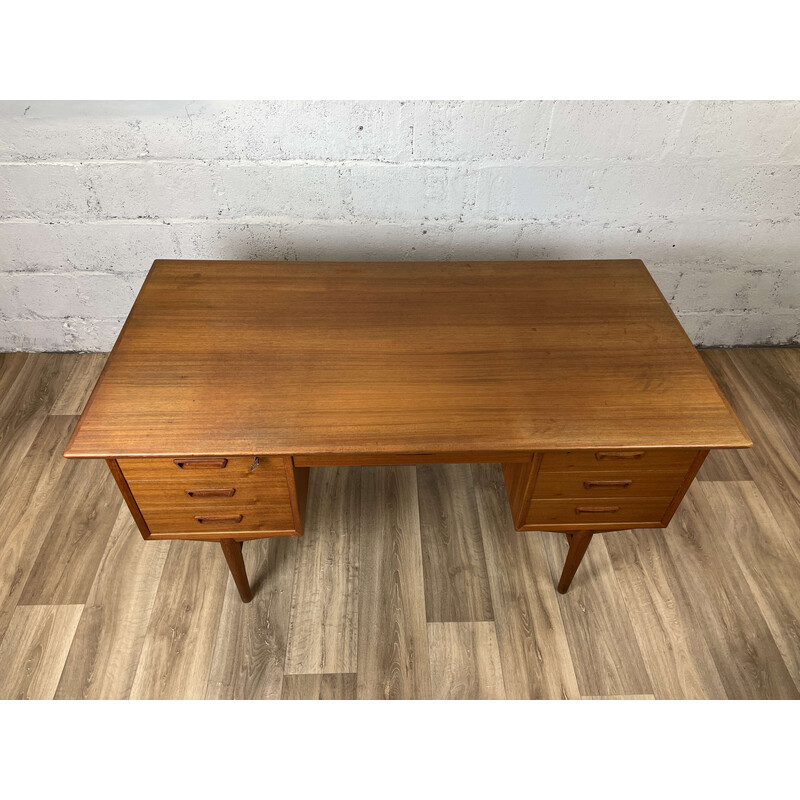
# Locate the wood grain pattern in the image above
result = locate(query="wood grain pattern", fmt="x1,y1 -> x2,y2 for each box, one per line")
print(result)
428,622 -> 506,699
281,673 -> 358,700
659,449 -> 709,526
539,449 -> 699,473
542,531 -> 654,697
697,446 -> 752,481
220,540 -> 252,603
50,353 -> 107,416
18,459 -> 122,605
129,541 -> 228,699
501,454 -> 541,529
0,416 -> 84,640
0,354 -> 74,499
696,480 -> 800,693
284,467 -> 360,675
0,351 -> 792,700
471,463 -> 581,699
557,531 -> 595,594
728,349 -> 800,462
0,353 -> 29,418
417,464 -> 494,623
295,452 -> 532,466
663,489 -> 799,699
702,351 -> 799,532
138,503 -> 293,537
63,259 -> 750,459
772,346 -> 800,383
119,456 -> 265,482
285,459 -> 309,534
125,477 -> 279,512
582,694 -> 656,700
205,536 -> 297,699
55,509 -> 170,699
532,469 -> 687,499
119,454 -> 299,538
107,458 -> 152,540
0,605 -> 83,699
525,496 -> 671,528
357,467 -> 431,699
604,530 -> 728,699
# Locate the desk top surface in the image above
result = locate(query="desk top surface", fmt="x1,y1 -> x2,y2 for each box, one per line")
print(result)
65,259 -> 751,458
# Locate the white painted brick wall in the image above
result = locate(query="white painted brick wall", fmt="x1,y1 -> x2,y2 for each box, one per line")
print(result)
0,100 -> 798,351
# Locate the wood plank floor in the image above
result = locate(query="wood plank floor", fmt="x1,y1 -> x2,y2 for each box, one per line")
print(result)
0,349 -> 798,700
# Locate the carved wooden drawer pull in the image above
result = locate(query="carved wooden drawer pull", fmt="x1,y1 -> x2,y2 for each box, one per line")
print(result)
583,479 -> 633,490
185,488 -> 236,498
194,514 -> 243,524
174,458 -> 229,469
595,451 -> 645,460
575,505 -> 620,514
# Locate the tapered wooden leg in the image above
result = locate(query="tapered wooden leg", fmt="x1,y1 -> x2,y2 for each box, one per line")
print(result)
220,539 -> 253,603
557,531 -> 594,594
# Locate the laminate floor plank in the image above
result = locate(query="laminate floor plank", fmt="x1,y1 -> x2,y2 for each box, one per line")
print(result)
205,535 -> 297,699
663,489 -> 799,699
284,467 -> 360,675
318,672 -> 358,699
582,695 -> 656,700
129,541 -> 229,700
724,350 -> 800,485
542,532 -> 654,698
417,464 -> 494,623
54,508 -> 170,699
356,467 -> 431,700
0,605 -> 83,700
701,350 -> 800,531
50,353 -> 108,415
697,480 -> 800,692
471,463 -> 581,700
728,348 -> 800,434
771,347 -> 800,383
0,353 -> 75,499
697,447 -> 753,482
604,527 -> 728,699
428,621 -> 506,699
0,415 -> 81,642
0,353 -> 29,419
281,673 -> 357,700
19,459 -> 122,606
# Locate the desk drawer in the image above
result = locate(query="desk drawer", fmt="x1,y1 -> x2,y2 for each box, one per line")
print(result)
119,456 -> 259,482
137,506 -> 295,536
127,476 -> 289,516
524,496 -> 672,528
532,470 -> 686,500
539,449 -> 698,473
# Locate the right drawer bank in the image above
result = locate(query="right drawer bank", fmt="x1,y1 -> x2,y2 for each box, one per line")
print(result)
502,449 -> 707,532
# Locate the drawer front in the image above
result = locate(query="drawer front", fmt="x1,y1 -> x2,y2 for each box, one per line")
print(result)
532,469 -> 687,500
119,455 -> 260,483
524,496 -> 672,528
127,474 -> 290,515
539,449 -> 698,473
136,506 -> 295,536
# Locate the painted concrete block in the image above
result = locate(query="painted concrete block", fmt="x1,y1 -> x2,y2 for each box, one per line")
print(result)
411,100 -> 553,161
545,100 -> 687,162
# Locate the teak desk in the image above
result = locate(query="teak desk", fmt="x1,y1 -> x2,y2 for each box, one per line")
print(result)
64,260 -> 751,602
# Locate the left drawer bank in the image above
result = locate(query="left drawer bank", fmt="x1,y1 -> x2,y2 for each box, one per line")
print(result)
107,455 -> 309,541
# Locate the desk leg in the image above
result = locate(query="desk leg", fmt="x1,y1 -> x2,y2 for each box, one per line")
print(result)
220,540 -> 253,603
557,531 -> 594,594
